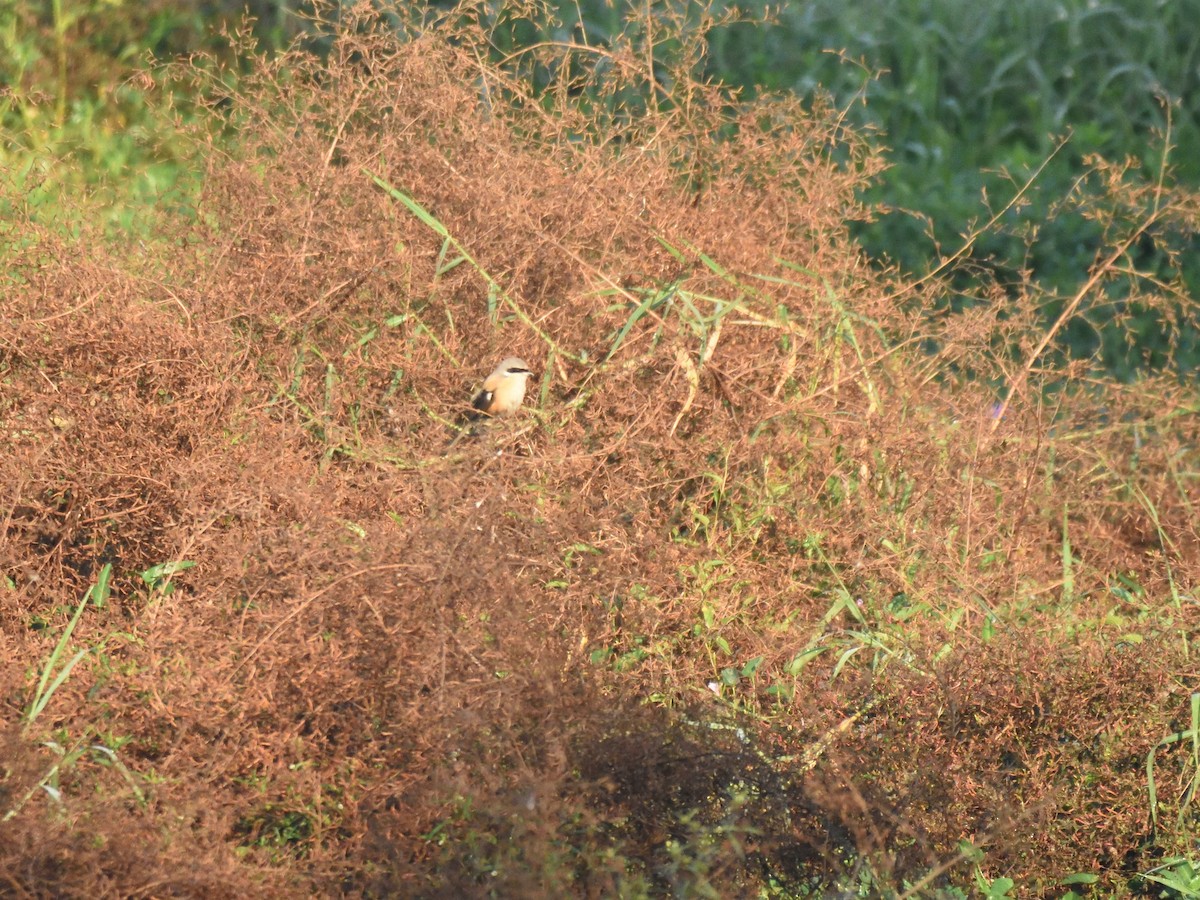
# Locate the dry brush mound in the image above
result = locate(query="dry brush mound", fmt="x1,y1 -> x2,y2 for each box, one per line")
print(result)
2,4 -> 1198,896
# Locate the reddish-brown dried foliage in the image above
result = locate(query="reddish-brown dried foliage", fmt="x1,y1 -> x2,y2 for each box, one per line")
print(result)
2,4 -> 1198,896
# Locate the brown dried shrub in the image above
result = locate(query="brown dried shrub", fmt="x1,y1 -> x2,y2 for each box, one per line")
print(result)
1,2 -> 1198,896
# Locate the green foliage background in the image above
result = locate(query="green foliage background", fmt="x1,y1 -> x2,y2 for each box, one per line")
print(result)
701,0 -> 1200,377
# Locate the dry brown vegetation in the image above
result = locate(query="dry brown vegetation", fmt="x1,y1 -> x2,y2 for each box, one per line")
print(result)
2,4 -> 1199,896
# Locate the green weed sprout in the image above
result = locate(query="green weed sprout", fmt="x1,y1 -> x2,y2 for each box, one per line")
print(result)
24,563 -> 112,730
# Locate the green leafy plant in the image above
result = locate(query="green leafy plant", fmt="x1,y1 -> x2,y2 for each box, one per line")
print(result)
1139,857 -> 1200,898
1147,692 -> 1200,834
24,563 -> 112,730
140,560 -> 196,598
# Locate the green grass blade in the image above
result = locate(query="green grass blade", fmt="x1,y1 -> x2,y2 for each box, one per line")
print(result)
653,233 -> 690,265
26,563 -> 111,728
1062,506 -> 1074,604
605,288 -> 671,362
368,171 -> 450,237
27,649 -> 89,722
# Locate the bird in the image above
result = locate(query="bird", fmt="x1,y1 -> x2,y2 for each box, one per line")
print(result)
469,357 -> 533,419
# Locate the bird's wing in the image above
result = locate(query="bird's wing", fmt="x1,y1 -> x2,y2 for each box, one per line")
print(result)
471,389 -> 494,413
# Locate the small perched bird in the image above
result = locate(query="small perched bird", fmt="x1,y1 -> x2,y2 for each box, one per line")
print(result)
469,357 -> 533,419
